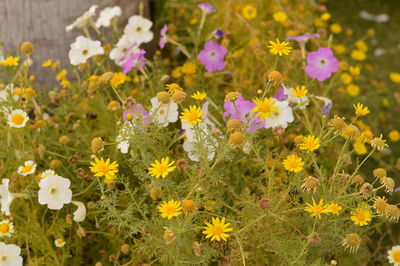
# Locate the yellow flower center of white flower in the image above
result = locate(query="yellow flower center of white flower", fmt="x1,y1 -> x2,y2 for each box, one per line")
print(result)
0,223 -> 10,234
11,114 -> 25,125
50,187 -> 58,194
82,49 -> 88,55
393,250 -> 400,263
0,255 -> 7,261
22,165 -> 33,174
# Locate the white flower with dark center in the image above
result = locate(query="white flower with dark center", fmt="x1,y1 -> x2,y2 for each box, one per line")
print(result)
0,220 -> 14,237
7,109 -> 29,128
150,97 -> 178,127
124,15 -> 154,44
38,175 -> 72,210
0,179 -> 13,216
66,5 -> 98,32
95,6 -> 121,28
263,100 -> 294,129
68,36 -> 104,65
109,35 -> 140,66
72,201 -> 86,222
17,160 -> 36,176
0,242 -> 23,266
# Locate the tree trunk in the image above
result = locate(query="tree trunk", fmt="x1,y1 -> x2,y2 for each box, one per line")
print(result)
0,0 -> 150,87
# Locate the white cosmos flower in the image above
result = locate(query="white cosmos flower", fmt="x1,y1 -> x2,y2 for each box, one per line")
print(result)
150,97 -> 178,127
95,6 -> 121,28
7,109 -> 28,128
263,100 -> 294,129
72,201 -> 86,222
68,36 -> 104,65
0,242 -> 23,266
66,5 -> 98,32
0,220 -> 14,237
17,160 -> 36,176
38,175 -> 72,210
0,179 -> 13,216
54,239 -> 66,248
124,15 -> 154,44
109,35 -> 140,66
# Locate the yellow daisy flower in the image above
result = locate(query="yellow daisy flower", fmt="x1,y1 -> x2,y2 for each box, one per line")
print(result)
180,105 -> 203,125
291,85 -> 308,98
251,97 -> 278,121
0,220 -> 14,237
158,200 -> 182,219
181,62 -> 196,75
55,69 -> 67,81
110,72 -> 127,88
350,208 -> 372,226
389,72 -> 400,83
1,56 -> 20,67
388,130 -> 400,142
166,83 -> 183,94
267,39 -> 292,56
202,217 -> 233,242
283,154 -> 304,173
90,157 -> 119,183
191,91 -> 207,100
353,103 -> 370,116
273,11 -> 287,23
298,135 -> 320,152
304,198 -> 330,219
241,4 -> 257,20
42,59 -> 52,68
148,157 -> 176,179
326,203 -> 342,215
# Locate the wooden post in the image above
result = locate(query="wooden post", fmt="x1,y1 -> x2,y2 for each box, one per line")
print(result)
0,0 -> 150,87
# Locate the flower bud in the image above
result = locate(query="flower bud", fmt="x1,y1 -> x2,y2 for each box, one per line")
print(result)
229,132 -> 244,146
341,233 -> 361,253
224,92 -> 239,102
149,187 -> 161,200
171,90 -> 186,104
20,42 -> 34,54
259,197 -> 271,210
163,227 -> 176,244
120,244 -> 130,254
267,71 -> 283,85
226,119 -> 242,132
91,137 -> 104,154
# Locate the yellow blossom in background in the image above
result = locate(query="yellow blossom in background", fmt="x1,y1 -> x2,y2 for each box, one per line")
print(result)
1,56 -> 20,66
191,91 -> 207,100
340,73 -> 352,84
388,130 -> 400,142
148,157 -> 176,179
330,23 -> 342,34
354,142 -> 368,155
347,84 -> 360,97
273,11 -> 287,23
291,85 -> 308,98
171,67 -> 182,78
333,44 -> 346,55
90,157 -> 119,184
351,208 -> 372,226
180,105 -> 203,125
241,4 -> 257,20
320,12 -> 331,21
181,62 -> 196,75
56,69 -> 67,81
351,49 -> 367,61
283,154 -> 304,173
41,59 -> 52,67
304,198 -> 330,219
110,72 -> 127,88
355,40 -> 368,52
60,79 -> 71,88
251,98 -> 278,121
183,75 -> 194,86
267,39 -> 292,56
313,18 -> 326,28
389,72 -> 400,83
349,66 -> 361,76
353,103 -> 370,116
202,217 -> 233,242
326,203 -> 342,215
298,135 -> 320,152
166,83 -> 183,94
158,200 -> 182,219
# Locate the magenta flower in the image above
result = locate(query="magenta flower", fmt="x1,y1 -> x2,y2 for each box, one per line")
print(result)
197,40 -> 227,72
395,186 -> 400,192
316,96 -> 333,115
122,49 -> 146,74
214,29 -> 224,39
159,25 -> 168,49
198,3 -> 216,14
223,95 -> 265,132
273,87 -> 288,101
305,48 -> 339,82
286,33 -> 320,43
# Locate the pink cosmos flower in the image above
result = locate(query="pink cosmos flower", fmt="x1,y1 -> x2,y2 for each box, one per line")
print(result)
159,25 -> 168,49
198,3 -> 216,14
197,40 -> 227,72
121,49 -> 146,74
305,48 -> 339,82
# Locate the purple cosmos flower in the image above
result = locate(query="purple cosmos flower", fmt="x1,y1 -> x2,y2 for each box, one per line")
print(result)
305,48 -> 339,82
223,95 -> 265,132
214,29 -> 224,39
198,3 -> 216,14
159,25 -> 168,49
122,49 -> 146,74
316,96 -> 333,115
286,33 -> 320,43
197,40 -> 227,72
395,186 -> 400,192
123,104 -> 150,131
273,87 -> 289,101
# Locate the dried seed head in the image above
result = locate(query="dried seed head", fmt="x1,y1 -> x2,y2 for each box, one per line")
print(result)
177,159 -> 188,171
182,199 -> 196,213
301,176 -> 320,192
360,182 -> 374,199
98,72 -> 114,84
171,90 -> 186,104
259,197 -> 271,210
229,132 -> 245,146
341,125 -> 361,140
342,233 -> 361,253
353,175 -> 364,186
120,244 -> 130,254
20,42 -> 34,54
192,241 -> 202,256
293,135 -> 305,145
373,168 -> 387,179
51,60 -> 61,71
107,100 -> 121,111
156,91 -> 171,104
123,96 -> 136,110
91,137 -> 104,154
224,91 -> 240,102
370,135 -> 388,151
226,119 -> 242,132
149,187 -> 161,200
329,116 -> 347,131
77,62 -> 89,72
272,125 -> 285,136
163,227 -> 176,244
381,177 -> 395,194
49,159 -> 59,169
267,71 -> 283,85
307,232 -> 320,246
58,135 -> 70,144
384,204 -> 400,222
373,196 -> 388,215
